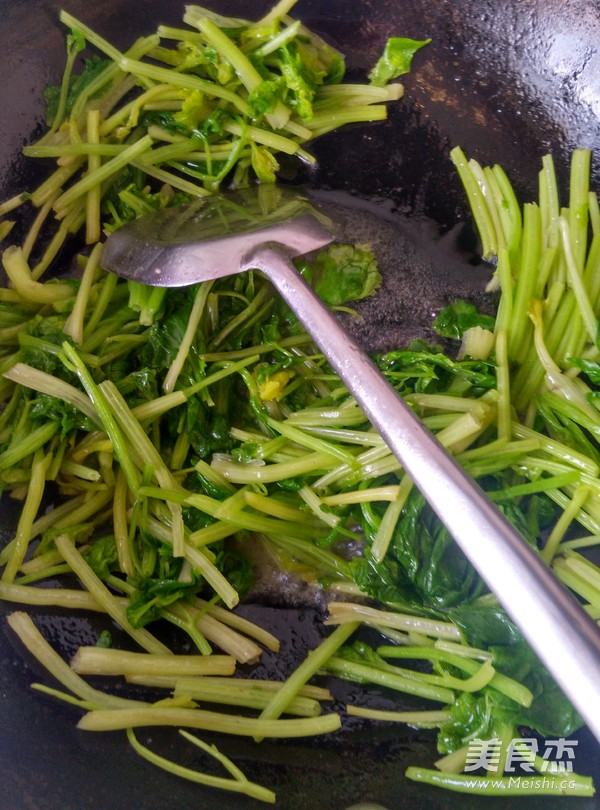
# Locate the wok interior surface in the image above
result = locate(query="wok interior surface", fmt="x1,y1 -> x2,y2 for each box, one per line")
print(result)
1,1 -> 600,808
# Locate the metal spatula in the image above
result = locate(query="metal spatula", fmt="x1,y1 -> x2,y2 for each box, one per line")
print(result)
102,184 -> 600,741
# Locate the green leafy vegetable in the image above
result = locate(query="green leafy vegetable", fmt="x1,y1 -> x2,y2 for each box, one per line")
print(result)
369,37 -> 431,87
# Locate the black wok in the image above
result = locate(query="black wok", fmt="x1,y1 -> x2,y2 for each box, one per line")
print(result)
1,1 -> 600,808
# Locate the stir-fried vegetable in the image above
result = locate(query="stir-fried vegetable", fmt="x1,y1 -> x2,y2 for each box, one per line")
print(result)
0,0 -> 599,804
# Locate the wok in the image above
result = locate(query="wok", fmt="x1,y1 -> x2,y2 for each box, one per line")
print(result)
1,1 -> 600,808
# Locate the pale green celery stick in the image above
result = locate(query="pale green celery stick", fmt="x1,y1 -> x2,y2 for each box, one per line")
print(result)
294,426 -> 384,447
297,484 -> 339,528
512,290 -> 573,409
405,767 -> 595,796
470,163 -> 506,253
100,82 -> 183,137
371,476 -> 412,563
35,486 -> 113,537
435,410 -> 493,455
85,109 -> 102,244
163,282 -> 214,393
377,646 -> 532,707
159,606 -> 212,656
201,335 -> 311,363
78,705 -> 341,737
0,421 -> 59,471
165,603 -> 261,664
486,470 -> 580,501
434,745 -> 470,774
560,550 -> 600,592
558,216 -> 597,342
134,674 -> 331,701
196,16 -> 290,130
21,196 -> 56,262
77,59 -> 144,123
64,242 -> 103,345
194,459 -> 236,496
60,10 -> 124,63
192,133 -> 250,192
254,19 -> 301,56
560,533 -> 600,550
113,469 -> 135,577
60,460 -> 102,482
492,163 -> 522,261
118,56 -> 250,112
7,612 -> 146,709
184,490 -> 320,541
188,521 -> 239,547
548,488 -> 600,536
127,281 -> 167,327
450,147 -> 497,260
0,583 -> 98,607
494,330 -> 511,441
31,159 -> 84,207
304,105 -> 388,137
53,135 -> 153,217
327,602 -> 462,641
83,273 -> 126,340
61,344 -> 140,491
3,363 -> 99,425
406,393 -> 491,416
347,705 -> 451,727
54,534 -> 170,654
554,558 -> 600,609
32,205 -> 86,280
583,233 -> 600,309
23,143 -> 125,158
434,640 -> 492,661
263,532 -> 352,578
71,646 -> 235,677
156,25 -> 208,42
140,138 -> 206,166
41,30 -> 86,138
532,245 -> 559,300
255,623 -> 358,742
213,487 -> 254,520
528,301 -> 599,419
132,390 -> 187,422
211,450 -> 334,484
196,599 -> 280,653
127,729 -> 276,804
313,444 -> 390,490
2,245 -> 73,303
243,490 -> 318,523
569,148 -> 591,272
493,249 -> 513,332
2,450 -> 50,583
171,678 -> 320,716
325,655 -> 455,704
0,191 -> 30,217
589,191 -> 600,236
253,0 -> 299,26
142,511 -> 239,608
539,153 -> 560,248
129,158 -> 210,198
209,285 -> 271,349
321,484 -> 401,506
223,122 -> 312,162
313,85 -> 403,110
266,416 -> 357,466
508,202 -> 542,362
542,485 -> 591,563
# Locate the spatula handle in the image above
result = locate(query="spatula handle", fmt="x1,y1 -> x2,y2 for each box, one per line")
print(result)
251,244 -> 600,743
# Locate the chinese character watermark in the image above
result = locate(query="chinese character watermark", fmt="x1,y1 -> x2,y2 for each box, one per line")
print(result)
464,736 -> 578,774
